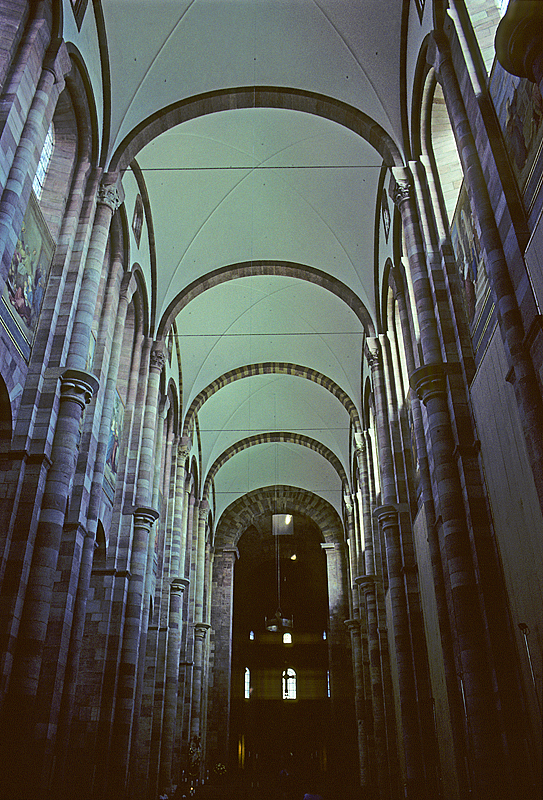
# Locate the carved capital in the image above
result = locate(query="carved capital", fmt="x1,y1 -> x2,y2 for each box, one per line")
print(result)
355,574 -> 377,592
133,506 -> 160,529
218,547 -> 239,562
365,337 -> 381,370
194,622 -> 211,641
344,618 -> 361,633
178,440 -> 191,461
343,495 -> 353,515
373,504 -> 399,530
149,348 -> 166,373
171,577 -> 190,594
353,432 -> 366,458
409,363 -> 446,405
97,176 -> 124,212
43,40 -> 72,86
60,368 -> 99,409
392,178 -> 412,208
198,502 -> 210,521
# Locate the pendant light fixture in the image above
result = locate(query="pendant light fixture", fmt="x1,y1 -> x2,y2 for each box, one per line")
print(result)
265,437 -> 293,632
265,513 -> 294,633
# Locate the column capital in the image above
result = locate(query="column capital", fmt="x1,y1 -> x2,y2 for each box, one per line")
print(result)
373,504 -> 399,528
60,368 -> 100,409
409,363 -> 446,405
343,494 -> 354,515
355,574 -> 378,591
391,166 -> 414,208
133,506 -> 160,529
321,541 -> 343,554
171,577 -> 190,594
198,501 -> 210,521
149,347 -> 166,374
44,39 -> 72,85
97,173 -> 124,212
365,336 -> 381,370
344,618 -> 361,632
194,622 -> 211,641
217,547 -> 239,562
178,437 -> 192,461
353,431 -> 366,456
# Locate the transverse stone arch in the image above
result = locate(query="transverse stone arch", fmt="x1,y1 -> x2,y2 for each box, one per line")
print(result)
157,260 -> 376,340
183,361 -> 362,439
110,86 -> 403,174
202,431 -> 349,500
213,485 -> 345,551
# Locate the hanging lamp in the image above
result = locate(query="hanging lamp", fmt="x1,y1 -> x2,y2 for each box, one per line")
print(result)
265,512 -> 293,633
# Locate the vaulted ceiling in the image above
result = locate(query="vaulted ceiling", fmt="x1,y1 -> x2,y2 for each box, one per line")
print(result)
65,0 -> 429,525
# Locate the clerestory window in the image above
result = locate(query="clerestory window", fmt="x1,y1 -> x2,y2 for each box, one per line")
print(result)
282,667 -> 296,700
32,124 -> 54,201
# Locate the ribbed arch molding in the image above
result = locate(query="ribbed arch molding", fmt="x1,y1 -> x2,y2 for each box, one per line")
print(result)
157,260 -> 375,340
213,485 -> 344,550
110,86 -> 403,174
202,431 -> 348,500
183,361 -> 361,438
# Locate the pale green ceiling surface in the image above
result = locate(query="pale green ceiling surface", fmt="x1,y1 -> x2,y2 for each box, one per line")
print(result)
63,0 -> 412,522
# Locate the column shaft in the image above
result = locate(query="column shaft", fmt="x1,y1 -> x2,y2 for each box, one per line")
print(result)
109,346 -> 163,794
367,338 -> 427,800
394,170 -> 513,799
429,33 -> 543,506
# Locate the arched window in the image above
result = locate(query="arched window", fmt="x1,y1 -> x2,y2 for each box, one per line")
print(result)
244,667 -> 251,699
32,124 -> 54,201
282,668 -> 296,700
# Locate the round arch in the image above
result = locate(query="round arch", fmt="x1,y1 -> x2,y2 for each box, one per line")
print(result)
110,86 -> 403,175
157,260 -> 376,340
214,485 -> 345,550
183,360 -> 362,439
202,431 -> 349,500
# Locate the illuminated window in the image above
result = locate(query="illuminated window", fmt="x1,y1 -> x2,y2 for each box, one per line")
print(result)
132,194 -> 144,247
327,671 -> 331,697
244,668 -> 251,699
32,124 -> 54,201
249,630 -> 255,641
283,632 -> 292,644
282,668 -> 296,700
322,631 -> 327,640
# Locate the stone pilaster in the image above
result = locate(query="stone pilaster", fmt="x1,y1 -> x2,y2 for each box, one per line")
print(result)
356,574 -> 390,799
0,368 -> 98,796
109,506 -> 159,794
160,577 -> 190,792
208,546 -> 238,767
321,541 -> 357,784
66,174 -> 125,372
343,494 -> 357,617
409,353 -> 508,800
373,504 -> 425,800
345,617 -> 367,790
190,621 -> 211,745
189,502 -> 210,755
